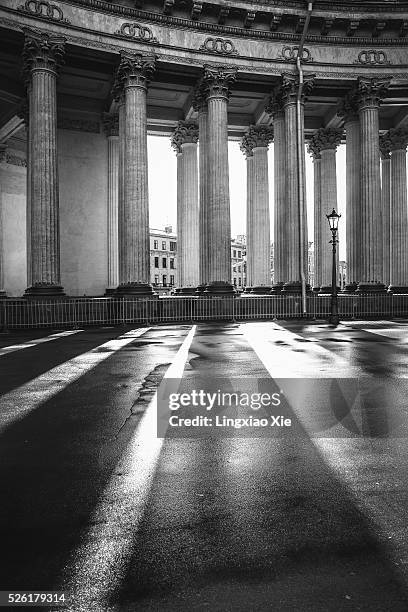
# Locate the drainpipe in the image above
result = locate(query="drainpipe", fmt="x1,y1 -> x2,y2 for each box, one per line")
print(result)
296,1 -> 313,314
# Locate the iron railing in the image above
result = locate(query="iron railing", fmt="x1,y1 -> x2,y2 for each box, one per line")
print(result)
0,293 -> 407,330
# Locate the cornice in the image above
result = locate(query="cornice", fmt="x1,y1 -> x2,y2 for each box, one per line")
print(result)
20,0 -> 408,47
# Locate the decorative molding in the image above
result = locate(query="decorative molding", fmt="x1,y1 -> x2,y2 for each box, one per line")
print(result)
281,72 -> 315,105
357,77 -> 390,109
308,127 -> 342,153
171,120 -> 199,153
115,22 -> 158,43
103,113 -> 119,136
0,146 -> 27,167
199,37 -> 238,55
355,50 -> 389,65
112,51 -> 156,99
18,0 -> 70,23
279,45 -> 313,62
203,65 -> 237,101
57,117 -> 100,132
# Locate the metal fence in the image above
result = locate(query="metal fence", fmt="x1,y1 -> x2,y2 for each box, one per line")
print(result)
0,293 -> 407,330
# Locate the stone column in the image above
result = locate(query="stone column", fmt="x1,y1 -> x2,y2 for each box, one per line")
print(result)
266,90 -> 286,293
240,142 -> 254,290
240,125 -> 273,293
202,65 -> 236,293
171,121 -> 199,293
379,134 -> 391,288
193,84 -> 209,291
356,77 -> 390,292
307,141 -> 322,290
22,28 -> 65,296
103,113 -> 119,294
338,92 -> 361,291
388,128 -> 408,293
112,52 -> 155,295
280,73 -> 314,293
309,128 -> 342,292
0,146 -> 6,296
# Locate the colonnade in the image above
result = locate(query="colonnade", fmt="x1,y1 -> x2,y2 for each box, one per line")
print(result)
9,29 -> 408,297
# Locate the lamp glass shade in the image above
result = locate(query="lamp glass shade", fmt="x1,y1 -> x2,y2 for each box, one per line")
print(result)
326,209 -> 341,232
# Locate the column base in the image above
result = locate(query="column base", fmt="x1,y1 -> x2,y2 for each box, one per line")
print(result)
356,282 -> 387,294
319,286 -> 340,294
177,287 -> 198,295
195,284 -> 207,295
281,282 -> 311,294
250,286 -> 272,295
388,285 -> 408,294
116,283 -> 155,296
25,284 -> 65,298
204,281 -> 236,295
270,283 -> 284,294
342,283 -> 358,293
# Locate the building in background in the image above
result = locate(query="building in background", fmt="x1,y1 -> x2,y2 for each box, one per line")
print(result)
231,237 -> 246,290
150,226 -> 177,293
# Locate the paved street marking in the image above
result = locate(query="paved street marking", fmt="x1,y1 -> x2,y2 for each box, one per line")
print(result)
62,325 -> 197,611
0,328 -> 150,433
242,321 -> 359,377
0,330 -> 84,357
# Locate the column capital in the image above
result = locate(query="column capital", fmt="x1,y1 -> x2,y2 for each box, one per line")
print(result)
265,86 -> 285,119
379,133 -> 392,159
240,125 -> 273,158
337,89 -> 359,123
192,77 -> 207,113
356,77 -> 390,110
281,72 -> 315,106
387,127 -> 408,152
171,120 -> 199,154
112,51 -> 156,99
103,112 -> 119,137
309,128 -> 342,156
22,27 -> 65,81
307,139 -> 321,160
202,65 -> 237,101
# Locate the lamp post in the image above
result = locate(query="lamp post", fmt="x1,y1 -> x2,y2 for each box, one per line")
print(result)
326,208 -> 341,326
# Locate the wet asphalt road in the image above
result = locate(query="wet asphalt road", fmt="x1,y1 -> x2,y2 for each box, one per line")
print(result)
1,321 -> 408,611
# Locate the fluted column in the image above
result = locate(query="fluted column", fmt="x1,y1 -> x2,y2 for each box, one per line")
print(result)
113,52 -> 155,295
280,73 -> 314,293
309,128 -> 342,292
22,28 -> 65,296
388,128 -> 408,292
103,114 -> 119,293
307,141 -> 322,290
240,146 -> 254,289
0,147 -> 5,296
338,92 -> 361,291
203,65 -> 236,293
193,85 -> 209,290
171,121 -> 199,292
266,91 -> 286,292
356,77 -> 390,292
240,125 -> 273,292
379,135 -> 391,288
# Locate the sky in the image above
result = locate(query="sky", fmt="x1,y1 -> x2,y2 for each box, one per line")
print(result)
147,135 -> 348,258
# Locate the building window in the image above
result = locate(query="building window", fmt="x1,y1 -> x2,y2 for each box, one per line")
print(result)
162,241 -> 166,250
154,257 -> 159,268
170,258 -> 175,269
238,250 -> 241,258
233,266 -> 236,273
162,275 -> 167,287
154,275 -> 159,285
238,278 -> 242,286
170,241 -> 176,251
162,257 -> 167,268
233,278 -> 237,286
238,265 -> 241,273
153,240 -> 158,249
233,249 -> 236,258
170,275 -> 175,286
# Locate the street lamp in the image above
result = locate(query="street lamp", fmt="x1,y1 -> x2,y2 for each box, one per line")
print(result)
326,208 -> 341,326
